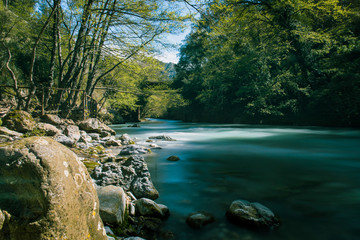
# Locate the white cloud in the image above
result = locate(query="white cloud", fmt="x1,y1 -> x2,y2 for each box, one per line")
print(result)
155,50 -> 179,63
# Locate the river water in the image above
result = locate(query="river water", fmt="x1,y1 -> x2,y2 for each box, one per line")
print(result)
112,119 -> 360,240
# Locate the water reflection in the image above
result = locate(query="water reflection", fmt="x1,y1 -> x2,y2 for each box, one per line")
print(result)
113,119 -> 360,240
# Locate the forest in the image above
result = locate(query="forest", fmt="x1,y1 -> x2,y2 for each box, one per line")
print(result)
173,0 -> 360,127
1,0 -> 360,127
0,0 -> 186,122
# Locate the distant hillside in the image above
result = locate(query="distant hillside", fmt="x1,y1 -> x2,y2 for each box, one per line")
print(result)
163,62 -> 176,80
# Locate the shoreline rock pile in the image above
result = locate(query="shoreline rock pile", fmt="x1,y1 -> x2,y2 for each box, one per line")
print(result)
0,110 -> 281,240
0,110 -> 171,240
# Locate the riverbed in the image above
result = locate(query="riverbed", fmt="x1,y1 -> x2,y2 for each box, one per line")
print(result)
111,119 -> 360,240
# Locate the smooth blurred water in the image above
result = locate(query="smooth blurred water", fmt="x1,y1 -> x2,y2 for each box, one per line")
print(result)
112,119 -> 360,240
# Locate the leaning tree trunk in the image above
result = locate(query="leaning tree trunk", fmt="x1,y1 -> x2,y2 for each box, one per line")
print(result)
25,0 -> 61,111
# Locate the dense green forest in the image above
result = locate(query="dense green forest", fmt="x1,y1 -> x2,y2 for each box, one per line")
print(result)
0,0 -> 186,122
172,0 -> 360,127
1,0 -> 360,127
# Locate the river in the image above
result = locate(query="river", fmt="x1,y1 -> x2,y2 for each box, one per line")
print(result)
111,119 -> 360,240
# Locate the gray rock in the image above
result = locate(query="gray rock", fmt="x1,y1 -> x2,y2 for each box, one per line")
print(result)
186,211 -> 215,228
226,200 -> 280,230
135,198 -> 169,219
3,110 -> 35,133
100,131 -> 112,138
104,226 -> 114,235
120,145 -> 151,155
89,133 -> 101,141
76,142 -> 90,149
80,130 -> 93,142
64,125 -> 81,142
0,137 -> 107,240
105,139 -> 122,147
148,135 -> 176,141
92,156 -> 159,200
53,133 -> 75,147
0,135 -> 13,143
149,144 -> 161,149
40,114 -> 64,125
157,204 -> 170,219
120,133 -> 135,145
0,126 -> 23,137
36,123 -> 62,136
97,185 -> 128,226
63,119 -> 75,125
131,177 -> 159,201
78,118 -> 116,135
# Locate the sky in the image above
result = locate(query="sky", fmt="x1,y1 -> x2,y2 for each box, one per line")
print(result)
155,26 -> 191,64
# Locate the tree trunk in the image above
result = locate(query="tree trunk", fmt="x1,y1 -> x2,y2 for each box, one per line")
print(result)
25,0 -> 61,111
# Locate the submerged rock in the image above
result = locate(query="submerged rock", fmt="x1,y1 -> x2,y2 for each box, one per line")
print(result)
92,156 -> 159,200
226,200 -> 280,230
186,211 -> 215,229
0,137 -> 107,240
166,155 -> 180,161
149,143 -> 162,149
149,135 -> 176,141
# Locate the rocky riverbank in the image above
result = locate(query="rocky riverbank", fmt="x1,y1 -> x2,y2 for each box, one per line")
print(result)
0,110 -> 281,240
0,110 -> 172,240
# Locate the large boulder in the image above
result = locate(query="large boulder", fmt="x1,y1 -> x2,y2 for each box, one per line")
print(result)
0,137 -> 107,240
36,123 -> 62,136
40,114 -> 64,126
226,200 -> 280,230
96,185 -> 128,226
92,156 -> 159,200
78,118 -> 116,135
3,110 -> 35,133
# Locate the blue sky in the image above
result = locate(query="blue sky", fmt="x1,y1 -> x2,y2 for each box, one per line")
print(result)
155,28 -> 191,63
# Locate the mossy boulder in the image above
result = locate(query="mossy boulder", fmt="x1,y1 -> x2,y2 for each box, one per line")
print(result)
3,110 -> 35,133
0,137 -> 107,240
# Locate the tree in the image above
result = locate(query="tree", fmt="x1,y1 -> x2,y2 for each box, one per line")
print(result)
173,0 -> 360,126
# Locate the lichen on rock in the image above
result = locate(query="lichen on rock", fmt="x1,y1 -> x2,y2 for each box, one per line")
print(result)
0,137 -> 107,240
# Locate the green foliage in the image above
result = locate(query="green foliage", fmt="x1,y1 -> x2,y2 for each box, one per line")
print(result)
174,0 -> 360,126
23,127 -> 46,137
0,0 -> 190,114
